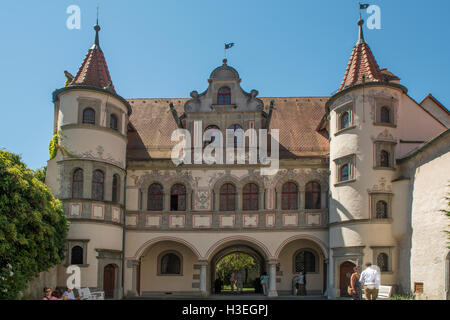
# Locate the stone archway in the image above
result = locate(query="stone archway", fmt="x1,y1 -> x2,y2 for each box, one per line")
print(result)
339,261 -> 355,297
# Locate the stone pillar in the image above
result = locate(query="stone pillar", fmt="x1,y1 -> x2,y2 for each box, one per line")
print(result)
199,260 -> 208,296
267,260 -> 278,297
127,260 -> 139,297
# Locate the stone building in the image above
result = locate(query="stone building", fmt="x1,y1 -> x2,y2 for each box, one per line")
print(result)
44,19 -> 450,299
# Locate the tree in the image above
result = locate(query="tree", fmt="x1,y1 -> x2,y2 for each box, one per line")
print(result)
0,150 -> 69,299
216,253 -> 257,285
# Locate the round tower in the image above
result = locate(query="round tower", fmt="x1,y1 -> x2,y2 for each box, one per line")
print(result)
48,22 -> 131,299
326,19 -> 407,298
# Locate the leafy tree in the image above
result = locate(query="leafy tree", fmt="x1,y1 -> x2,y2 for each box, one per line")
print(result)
34,167 -> 47,184
216,253 -> 257,285
0,150 -> 69,299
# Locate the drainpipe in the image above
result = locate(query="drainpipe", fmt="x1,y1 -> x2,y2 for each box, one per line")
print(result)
121,172 -> 127,299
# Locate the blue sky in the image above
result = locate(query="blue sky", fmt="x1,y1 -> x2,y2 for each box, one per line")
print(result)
0,0 -> 449,170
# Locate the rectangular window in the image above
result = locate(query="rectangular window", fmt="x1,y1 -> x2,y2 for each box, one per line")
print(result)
334,154 -> 355,184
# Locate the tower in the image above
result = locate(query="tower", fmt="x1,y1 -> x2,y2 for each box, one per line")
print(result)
47,21 -> 131,299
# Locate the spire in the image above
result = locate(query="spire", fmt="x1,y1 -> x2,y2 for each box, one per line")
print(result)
69,17 -> 116,94
338,18 -> 384,91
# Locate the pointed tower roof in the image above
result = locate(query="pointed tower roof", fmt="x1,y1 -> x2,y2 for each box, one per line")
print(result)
70,23 -> 116,94
338,19 -> 384,91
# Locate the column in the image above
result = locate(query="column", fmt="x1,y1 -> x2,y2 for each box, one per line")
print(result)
267,260 -> 278,297
127,260 -> 139,297
199,260 -> 208,296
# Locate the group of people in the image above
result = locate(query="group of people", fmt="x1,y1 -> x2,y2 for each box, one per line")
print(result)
349,262 -> 381,300
43,287 -> 80,300
229,270 -> 244,293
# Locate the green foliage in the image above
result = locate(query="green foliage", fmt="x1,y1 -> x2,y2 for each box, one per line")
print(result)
0,150 -> 69,299
440,187 -> 450,249
389,292 -> 415,300
34,167 -> 47,184
48,134 -> 58,160
216,253 -> 257,285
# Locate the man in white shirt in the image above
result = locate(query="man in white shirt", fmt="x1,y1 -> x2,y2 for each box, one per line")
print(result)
359,262 -> 380,300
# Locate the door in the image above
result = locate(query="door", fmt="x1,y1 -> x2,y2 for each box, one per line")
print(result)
339,261 -> 355,297
104,264 -> 116,299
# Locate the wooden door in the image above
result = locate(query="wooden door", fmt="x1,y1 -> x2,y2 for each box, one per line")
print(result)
104,264 -> 116,299
339,261 -> 355,297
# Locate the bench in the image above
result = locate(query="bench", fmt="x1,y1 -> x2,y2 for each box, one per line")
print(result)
361,285 -> 392,300
77,287 -> 105,300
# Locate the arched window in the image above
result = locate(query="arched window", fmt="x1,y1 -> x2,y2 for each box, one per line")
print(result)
377,253 -> 389,272
217,87 -> 231,105
228,124 -> 243,148
110,114 -> 118,131
305,181 -> 321,209
340,164 -> 349,181
82,108 -> 96,124
380,150 -> 390,167
380,106 -> 391,123
376,200 -> 388,218
160,252 -> 181,275
112,174 -> 119,203
71,246 -> 83,265
148,183 -> 164,211
294,250 -> 316,273
282,182 -> 298,210
170,184 -> 186,211
204,125 -> 220,148
92,170 -> 104,201
243,183 -> 259,211
340,111 -> 350,129
220,183 -> 236,211
72,168 -> 84,198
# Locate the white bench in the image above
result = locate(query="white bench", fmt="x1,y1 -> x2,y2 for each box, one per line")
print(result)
361,285 -> 392,300
77,288 -> 105,300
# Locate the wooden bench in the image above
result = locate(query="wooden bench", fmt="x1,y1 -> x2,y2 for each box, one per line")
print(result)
361,285 -> 392,300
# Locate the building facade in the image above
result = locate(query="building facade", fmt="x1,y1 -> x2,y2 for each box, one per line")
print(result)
44,19 -> 450,299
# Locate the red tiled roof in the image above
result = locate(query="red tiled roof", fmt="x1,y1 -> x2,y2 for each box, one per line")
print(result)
70,25 -> 116,94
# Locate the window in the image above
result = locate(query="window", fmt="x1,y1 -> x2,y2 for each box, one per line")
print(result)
148,183 -> 164,211
217,87 -> 231,105
340,164 -> 349,181
243,183 -> 259,211
71,246 -> 83,265
380,106 -> 391,123
228,124 -> 243,148
204,125 -> 220,148
340,111 -> 350,130
376,200 -> 388,219
294,250 -> 316,273
170,184 -> 186,211
82,108 -> 96,124
380,150 -> 390,167
72,169 -> 84,198
112,174 -> 119,203
377,253 -> 389,272
305,181 -> 321,209
92,170 -> 104,201
160,252 -> 181,275
282,182 -> 298,210
110,114 -> 118,131
220,183 -> 236,211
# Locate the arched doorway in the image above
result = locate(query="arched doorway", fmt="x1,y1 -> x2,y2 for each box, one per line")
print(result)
103,264 -> 117,299
209,244 -> 267,295
339,261 -> 355,297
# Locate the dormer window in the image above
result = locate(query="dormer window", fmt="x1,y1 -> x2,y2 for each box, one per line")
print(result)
217,87 -> 231,105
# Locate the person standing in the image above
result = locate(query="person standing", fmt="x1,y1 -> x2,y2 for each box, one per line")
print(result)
260,272 -> 269,296
296,270 -> 307,296
235,270 -> 243,293
350,266 -> 362,300
359,262 -> 380,300
230,271 -> 236,293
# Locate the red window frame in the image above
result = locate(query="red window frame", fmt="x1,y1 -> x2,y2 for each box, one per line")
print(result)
83,108 -> 96,124
148,183 -> 164,211
220,183 -> 236,211
305,181 -> 321,209
243,183 -> 259,211
72,168 -> 84,198
282,182 -> 298,210
217,87 -> 231,105
170,184 -> 186,211
92,170 -> 104,200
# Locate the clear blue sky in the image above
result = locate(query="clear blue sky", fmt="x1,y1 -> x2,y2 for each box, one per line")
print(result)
0,0 -> 449,170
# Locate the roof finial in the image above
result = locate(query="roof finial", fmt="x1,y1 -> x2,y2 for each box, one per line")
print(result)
92,6 -> 101,50
357,18 -> 365,45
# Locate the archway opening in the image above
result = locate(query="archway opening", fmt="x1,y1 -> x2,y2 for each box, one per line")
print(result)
339,261 -> 356,297
210,244 -> 266,295
103,264 -> 118,299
